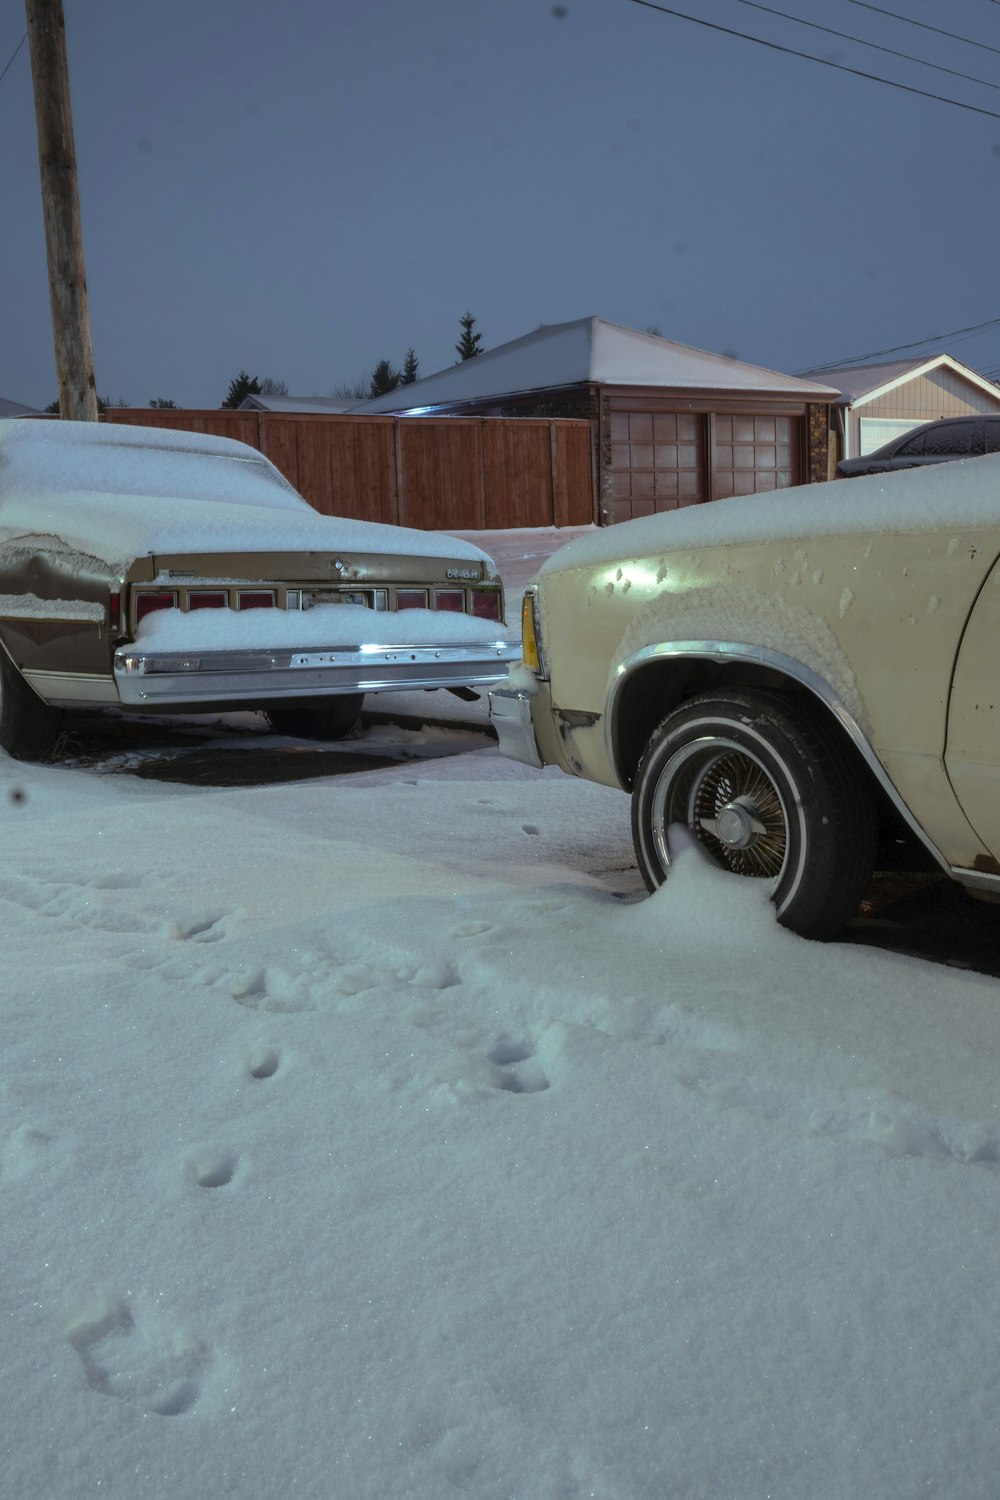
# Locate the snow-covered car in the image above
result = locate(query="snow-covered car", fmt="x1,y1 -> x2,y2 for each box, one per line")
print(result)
490,457 -> 1000,938
0,419 -> 518,759
836,414 -> 1000,478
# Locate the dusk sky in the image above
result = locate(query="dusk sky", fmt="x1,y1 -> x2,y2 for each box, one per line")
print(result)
4,0 -> 1000,411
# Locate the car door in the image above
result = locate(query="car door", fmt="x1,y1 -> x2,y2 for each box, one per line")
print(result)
945,552 -> 1000,860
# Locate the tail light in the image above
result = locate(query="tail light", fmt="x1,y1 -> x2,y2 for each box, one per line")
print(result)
471,590 -> 500,621
135,590 -> 176,622
396,590 -> 427,610
189,591 -> 227,610
237,591 -> 276,610
434,589 -> 464,612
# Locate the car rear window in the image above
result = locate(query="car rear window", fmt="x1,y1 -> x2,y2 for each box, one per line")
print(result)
0,433 -> 309,513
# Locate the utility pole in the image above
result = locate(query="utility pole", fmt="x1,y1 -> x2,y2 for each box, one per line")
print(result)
25,0 -> 98,420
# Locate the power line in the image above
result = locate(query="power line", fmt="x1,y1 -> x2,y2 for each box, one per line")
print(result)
733,0 -> 1000,94
623,0 -> 1000,121
805,316 -> 1000,373
0,31 -> 27,86
842,0 -> 1000,58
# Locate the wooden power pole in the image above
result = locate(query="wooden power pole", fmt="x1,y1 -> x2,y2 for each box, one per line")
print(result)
25,0 -> 98,421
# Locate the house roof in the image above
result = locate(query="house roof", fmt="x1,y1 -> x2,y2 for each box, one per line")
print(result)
238,394 -> 359,414
0,395 -> 44,418
797,353 -> 1000,408
354,317 -> 840,414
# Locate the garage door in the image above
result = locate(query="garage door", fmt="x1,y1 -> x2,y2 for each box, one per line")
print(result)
610,411 -> 704,520
712,415 -> 797,498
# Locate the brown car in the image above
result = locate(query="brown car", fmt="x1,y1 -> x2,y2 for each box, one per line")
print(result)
0,419 -> 518,760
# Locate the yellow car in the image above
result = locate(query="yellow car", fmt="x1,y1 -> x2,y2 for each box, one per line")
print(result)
490,458 -> 1000,937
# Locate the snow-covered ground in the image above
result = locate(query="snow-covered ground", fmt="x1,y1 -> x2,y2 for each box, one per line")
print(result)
5,703 -> 1000,1500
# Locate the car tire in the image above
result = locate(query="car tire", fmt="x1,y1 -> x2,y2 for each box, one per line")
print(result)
631,688 -> 877,939
0,650 -> 62,762
264,694 -> 364,740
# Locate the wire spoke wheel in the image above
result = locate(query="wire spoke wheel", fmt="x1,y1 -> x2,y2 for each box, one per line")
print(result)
631,690 -> 878,939
653,739 -> 788,880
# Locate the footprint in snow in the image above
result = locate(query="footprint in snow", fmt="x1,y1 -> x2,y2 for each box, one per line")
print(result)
231,967 -> 312,1013
167,911 -> 228,943
487,1035 -> 550,1094
65,1294 -> 211,1416
1,1123 -> 55,1181
186,1146 -> 240,1188
449,920 -> 494,939
247,1045 -> 280,1080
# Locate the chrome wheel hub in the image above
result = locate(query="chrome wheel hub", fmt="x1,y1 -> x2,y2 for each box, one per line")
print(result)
714,797 -> 760,850
651,736 -> 789,880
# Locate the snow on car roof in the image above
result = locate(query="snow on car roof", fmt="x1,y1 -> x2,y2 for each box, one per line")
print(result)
0,420 -> 494,569
539,454 -> 1000,576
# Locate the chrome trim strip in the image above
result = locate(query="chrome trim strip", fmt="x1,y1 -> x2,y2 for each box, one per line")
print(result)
22,670 -> 119,706
949,867 -> 1000,894
113,639 -> 520,706
488,684 -> 544,769
607,640 -> 952,876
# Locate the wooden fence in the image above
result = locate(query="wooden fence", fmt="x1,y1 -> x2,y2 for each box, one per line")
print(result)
104,410 -> 597,530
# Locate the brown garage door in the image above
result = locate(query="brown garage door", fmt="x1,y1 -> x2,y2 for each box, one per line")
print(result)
712,414 -> 796,498
611,408 -> 801,521
611,411 -> 704,519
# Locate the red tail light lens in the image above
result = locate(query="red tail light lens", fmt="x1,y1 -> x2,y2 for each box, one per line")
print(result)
396,590 -> 427,610
434,589 -> 464,612
189,591 -> 227,610
237,591 -> 276,610
135,591 -> 176,622
471,591 -> 500,621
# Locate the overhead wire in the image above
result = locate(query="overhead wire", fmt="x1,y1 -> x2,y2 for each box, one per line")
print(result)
623,0 -> 1000,121
841,0 -> 1000,58
622,2 -> 1000,381
0,31 -> 26,87
732,0 -> 1000,93
804,316 -> 1000,373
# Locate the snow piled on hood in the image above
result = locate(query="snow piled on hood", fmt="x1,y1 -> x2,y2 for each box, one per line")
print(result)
0,420 -> 495,569
539,454 -> 1000,577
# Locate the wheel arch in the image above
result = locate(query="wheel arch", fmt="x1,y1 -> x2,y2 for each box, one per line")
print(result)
607,642 -> 946,874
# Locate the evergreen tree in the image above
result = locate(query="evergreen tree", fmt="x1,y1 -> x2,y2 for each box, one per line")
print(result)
399,348 -> 419,385
222,370 -> 261,408
368,359 -> 400,399
456,312 -> 482,360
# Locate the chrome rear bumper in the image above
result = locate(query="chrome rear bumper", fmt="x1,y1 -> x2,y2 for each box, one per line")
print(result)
114,638 -> 520,706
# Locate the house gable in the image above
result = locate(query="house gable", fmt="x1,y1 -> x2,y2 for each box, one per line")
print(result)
850,355 -> 1000,413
